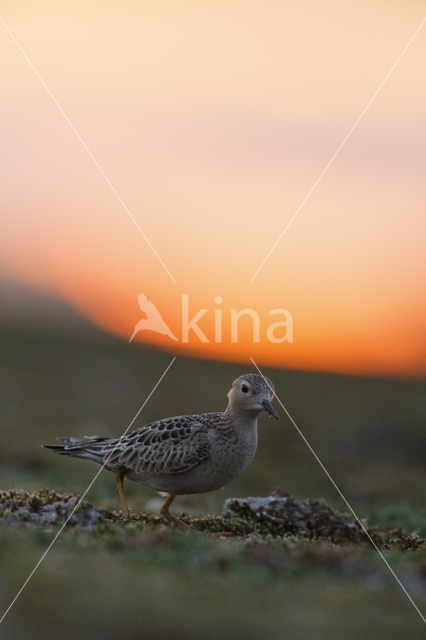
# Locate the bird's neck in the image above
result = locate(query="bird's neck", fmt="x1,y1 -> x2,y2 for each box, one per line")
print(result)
224,406 -> 260,430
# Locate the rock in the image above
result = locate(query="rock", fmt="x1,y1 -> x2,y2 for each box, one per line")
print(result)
223,490 -> 368,542
0,490 -> 103,528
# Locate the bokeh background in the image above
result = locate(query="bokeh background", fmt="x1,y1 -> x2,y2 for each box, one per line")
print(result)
1,0 -> 426,373
1,1 -> 426,638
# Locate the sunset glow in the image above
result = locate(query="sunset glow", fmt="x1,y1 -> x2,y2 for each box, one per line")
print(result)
1,1 -> 426,376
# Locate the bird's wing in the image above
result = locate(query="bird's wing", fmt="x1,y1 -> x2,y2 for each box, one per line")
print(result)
138,294 -> 163,323
103,417 -> 212,475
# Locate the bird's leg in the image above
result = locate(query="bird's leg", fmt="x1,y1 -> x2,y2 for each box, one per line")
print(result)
115,470 -> 130,520
160,495 -> 190,530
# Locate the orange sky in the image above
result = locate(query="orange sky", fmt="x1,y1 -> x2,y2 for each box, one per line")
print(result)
1,1 -> 426,376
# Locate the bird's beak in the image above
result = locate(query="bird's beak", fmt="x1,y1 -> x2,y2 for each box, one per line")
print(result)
261,399 -> 279,420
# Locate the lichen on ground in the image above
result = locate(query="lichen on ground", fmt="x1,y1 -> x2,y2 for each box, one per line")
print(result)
223,490 -> 369,542
0,487 -> 424,552
0,488 -> 103,528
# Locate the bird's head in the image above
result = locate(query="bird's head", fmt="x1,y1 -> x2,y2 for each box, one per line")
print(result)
227,374 -> 279,419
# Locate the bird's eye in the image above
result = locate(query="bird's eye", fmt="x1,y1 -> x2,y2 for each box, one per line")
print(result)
241,384 -> 249,393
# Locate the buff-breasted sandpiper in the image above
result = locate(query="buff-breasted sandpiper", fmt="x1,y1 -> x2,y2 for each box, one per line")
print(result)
44,373 -> 279,528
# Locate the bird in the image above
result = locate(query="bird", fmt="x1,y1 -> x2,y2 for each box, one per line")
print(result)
43,373 -> 279,529
129,294 -> 178,342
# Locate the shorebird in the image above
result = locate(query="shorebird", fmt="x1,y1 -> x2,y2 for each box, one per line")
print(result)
129,293 -> 178,342
44,373 -> 279,529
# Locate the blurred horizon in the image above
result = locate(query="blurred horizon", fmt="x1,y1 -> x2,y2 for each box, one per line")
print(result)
2,275 -> 426,380
1,276 -> 426,516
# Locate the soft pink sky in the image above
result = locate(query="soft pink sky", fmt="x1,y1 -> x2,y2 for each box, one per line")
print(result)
1,1 -> 425,375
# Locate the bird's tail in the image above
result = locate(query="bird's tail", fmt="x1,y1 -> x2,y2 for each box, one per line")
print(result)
43,436 -> 110,465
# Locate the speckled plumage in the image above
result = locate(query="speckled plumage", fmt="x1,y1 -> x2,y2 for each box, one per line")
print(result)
44,373 -> 278,526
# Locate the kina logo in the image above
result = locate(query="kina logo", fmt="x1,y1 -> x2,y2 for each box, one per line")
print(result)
130,294 -> 293,344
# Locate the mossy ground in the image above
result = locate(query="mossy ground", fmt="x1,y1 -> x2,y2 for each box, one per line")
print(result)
1,323 -> 426,639
1,489 -> 426,640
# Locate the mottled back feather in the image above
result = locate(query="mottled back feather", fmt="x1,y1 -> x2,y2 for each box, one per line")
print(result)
105,416 -> 211,474
47,416 -> 215,475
